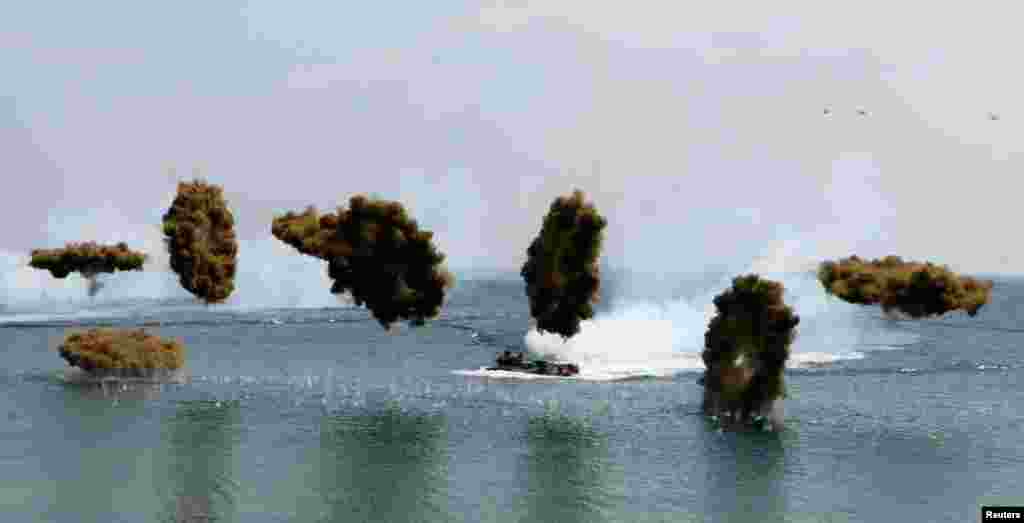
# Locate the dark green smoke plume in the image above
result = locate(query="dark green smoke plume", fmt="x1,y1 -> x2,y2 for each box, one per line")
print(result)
161,179 -> 238,304
817,255 -> 992,318
29,242 -> 146,296
702,274 -> 799,418
271,195 -> 454,330
57,327 -> 185,374
520,190 -> 606,339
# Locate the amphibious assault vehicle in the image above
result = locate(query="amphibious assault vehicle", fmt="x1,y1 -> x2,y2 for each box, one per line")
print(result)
487,351 -> 580,377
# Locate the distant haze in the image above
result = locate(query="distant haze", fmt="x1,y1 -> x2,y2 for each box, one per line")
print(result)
3,1 -> 1020,275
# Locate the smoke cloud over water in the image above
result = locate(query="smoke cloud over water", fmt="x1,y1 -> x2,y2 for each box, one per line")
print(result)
4,1 -> 1015,393
5,153 -> 918,383
497,153 -> 916,381
0,238 -> 347,319
0,199 -> 349,319
517,268 -> 918,381
514,219 -> 929,382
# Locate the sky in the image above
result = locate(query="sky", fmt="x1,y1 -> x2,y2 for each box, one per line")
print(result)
2,1 -> 1021,275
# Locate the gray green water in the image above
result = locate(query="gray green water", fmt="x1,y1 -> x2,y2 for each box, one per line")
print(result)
1,274 -> 1021,522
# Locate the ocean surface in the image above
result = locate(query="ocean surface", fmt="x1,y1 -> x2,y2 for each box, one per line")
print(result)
0,269 -> 1021,522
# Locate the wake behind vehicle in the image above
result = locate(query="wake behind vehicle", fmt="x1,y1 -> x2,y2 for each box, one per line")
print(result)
487,351 -> 580,377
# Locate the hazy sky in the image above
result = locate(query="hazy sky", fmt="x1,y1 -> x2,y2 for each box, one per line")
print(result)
3,1 -> 1021,275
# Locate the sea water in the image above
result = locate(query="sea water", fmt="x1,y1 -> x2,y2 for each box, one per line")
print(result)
0,271 -> 1021,522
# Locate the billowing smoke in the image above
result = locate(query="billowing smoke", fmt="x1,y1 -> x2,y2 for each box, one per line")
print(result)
0,239 -> 344,316
161,180 -> 239,304
58,327 -> 185,374
701,274 -> 800,417
271,195 -> 454,329
521,190 -> 606,339
818,255 -> 993,318
28,242 -> 146,297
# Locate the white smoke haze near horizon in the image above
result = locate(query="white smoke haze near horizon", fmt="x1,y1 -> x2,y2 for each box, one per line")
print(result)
0,241 -> 347,316
518,266 -> 916,381
0,196 -> 349,314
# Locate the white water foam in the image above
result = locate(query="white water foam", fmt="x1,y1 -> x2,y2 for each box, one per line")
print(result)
461,266 -> 911,382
